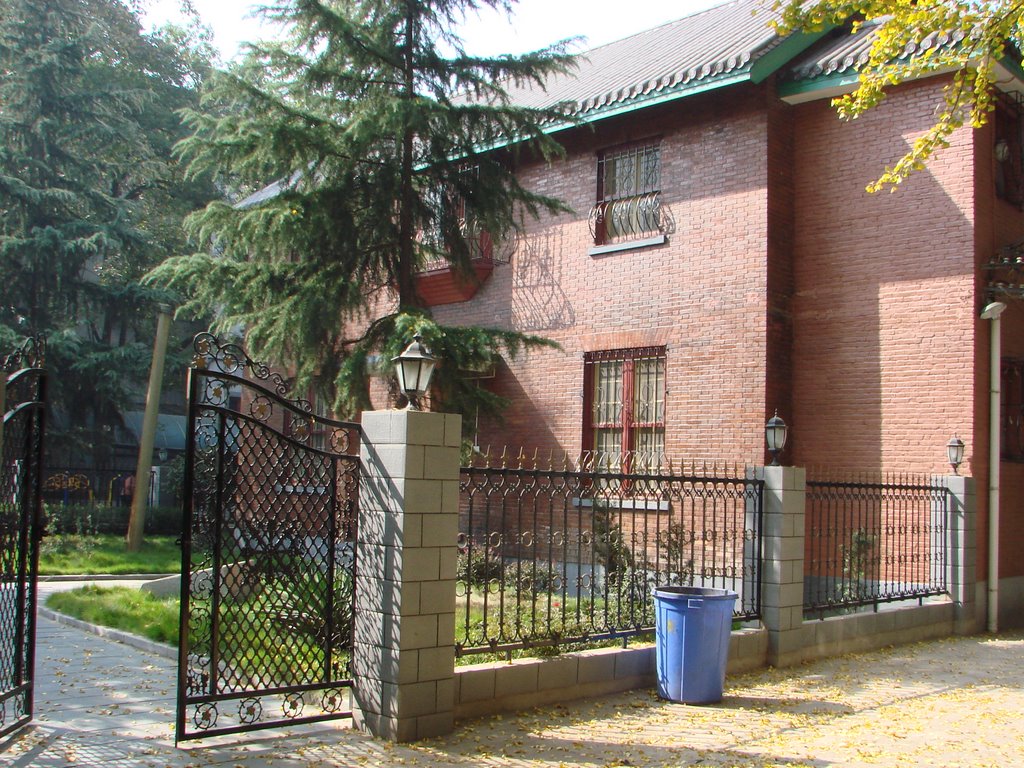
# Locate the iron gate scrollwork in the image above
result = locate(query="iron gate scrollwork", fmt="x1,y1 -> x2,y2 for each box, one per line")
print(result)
176,333 -> 361,742
0,336 -> 46,739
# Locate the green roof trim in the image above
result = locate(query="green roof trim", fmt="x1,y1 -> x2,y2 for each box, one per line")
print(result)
468,69 -> 756,154
998,53 -> 1024,84
749,27 -> 837,85
544,70 -> 754,134
777,70 -> 861,99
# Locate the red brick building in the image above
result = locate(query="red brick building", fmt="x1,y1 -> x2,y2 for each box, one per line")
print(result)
399,2 -> 1024,623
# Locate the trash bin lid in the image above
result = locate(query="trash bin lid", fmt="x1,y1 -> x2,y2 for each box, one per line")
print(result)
652,586 -> 738,600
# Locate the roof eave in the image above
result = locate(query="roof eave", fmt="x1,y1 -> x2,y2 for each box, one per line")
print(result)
527,26 -> 837,137
779,54 -> 1024,106
748,26 -> 838,84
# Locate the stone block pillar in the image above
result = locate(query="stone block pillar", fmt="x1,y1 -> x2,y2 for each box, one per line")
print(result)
353,409 -> 461,741
761,465 -> 809,667
941,474 -> 979,635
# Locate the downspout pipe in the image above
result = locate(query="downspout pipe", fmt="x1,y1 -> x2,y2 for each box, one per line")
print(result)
981,300 -> 1006,633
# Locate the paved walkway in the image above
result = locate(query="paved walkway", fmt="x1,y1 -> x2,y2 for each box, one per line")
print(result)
3,584 -> 1023,767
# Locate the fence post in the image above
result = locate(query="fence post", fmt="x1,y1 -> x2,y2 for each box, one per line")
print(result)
761,465 -> 808,667
941,474 -> 979,635
353,409 -> 462,742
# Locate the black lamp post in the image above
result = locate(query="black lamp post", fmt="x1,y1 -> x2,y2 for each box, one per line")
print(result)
392,334 -> 436,411
947,434 -> 965,474
765,411 -> 788,466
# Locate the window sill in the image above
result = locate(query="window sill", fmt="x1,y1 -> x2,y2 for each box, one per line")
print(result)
572,496 -> 670,512
588,234 -> 666,257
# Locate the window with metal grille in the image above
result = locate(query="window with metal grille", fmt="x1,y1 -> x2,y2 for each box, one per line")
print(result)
1003,358 -> 1024,461
583,347 -> 666,472
419,167 -> 493,271
281,384 -> 334,489
591,141 -> 662,245
995,94 -> 1024,207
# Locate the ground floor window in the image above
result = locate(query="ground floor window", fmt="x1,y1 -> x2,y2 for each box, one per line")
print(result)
583,346 -> 666,471
1003,358 -> 1024,461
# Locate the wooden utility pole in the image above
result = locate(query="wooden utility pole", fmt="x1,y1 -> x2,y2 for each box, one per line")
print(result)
126,304 -> 172,552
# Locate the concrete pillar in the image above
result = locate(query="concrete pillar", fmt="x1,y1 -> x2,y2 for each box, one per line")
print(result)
352,409 -> 461,742
941,474 -> 979,635
760,465 -> 809,667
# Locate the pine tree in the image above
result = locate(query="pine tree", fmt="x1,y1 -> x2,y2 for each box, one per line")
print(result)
150,0 -> 576,420
0,0 -> 216,460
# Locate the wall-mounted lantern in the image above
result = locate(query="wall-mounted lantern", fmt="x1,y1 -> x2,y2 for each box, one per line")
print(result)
946,434 -> 965,474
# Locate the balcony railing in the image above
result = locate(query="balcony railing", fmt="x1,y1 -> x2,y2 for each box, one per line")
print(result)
589,192 -> 663,246
415,219 -> 499,305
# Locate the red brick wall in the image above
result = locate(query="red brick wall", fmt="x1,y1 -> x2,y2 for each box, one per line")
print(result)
432,86 -> 773,463
766,84 -> 796,463
977,116 -> 1024,581
790,77 -> 977,474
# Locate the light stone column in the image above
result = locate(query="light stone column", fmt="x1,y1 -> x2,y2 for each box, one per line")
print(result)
941,474 -> 979,635
761,465 -> 809,667
353,409 -> 461,741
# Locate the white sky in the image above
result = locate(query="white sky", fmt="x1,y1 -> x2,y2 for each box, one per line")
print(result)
143,0 -> 724,61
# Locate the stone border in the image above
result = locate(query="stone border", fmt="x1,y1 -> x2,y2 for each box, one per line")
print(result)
38,606 -> 177,660
39,573 -> 170,582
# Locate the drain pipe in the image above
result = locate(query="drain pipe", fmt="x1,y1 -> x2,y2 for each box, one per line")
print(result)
981,300 -> 1006,633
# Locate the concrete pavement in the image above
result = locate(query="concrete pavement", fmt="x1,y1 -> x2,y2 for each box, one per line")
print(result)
2,582 -> 1022,767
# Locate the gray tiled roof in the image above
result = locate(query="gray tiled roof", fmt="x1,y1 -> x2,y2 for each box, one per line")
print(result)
783,17 -> 966,81
496,0 -> 786,116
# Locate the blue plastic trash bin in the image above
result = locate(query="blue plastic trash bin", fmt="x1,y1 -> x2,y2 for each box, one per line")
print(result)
653,586 -> 737,704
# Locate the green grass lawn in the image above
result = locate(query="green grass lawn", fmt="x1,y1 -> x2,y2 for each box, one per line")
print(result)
46,585 -> 180,646
39,534 -> 180,575
45,576 -> 668,670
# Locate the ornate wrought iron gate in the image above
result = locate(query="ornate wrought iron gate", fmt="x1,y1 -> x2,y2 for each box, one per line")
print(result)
0,337 -> 46,739
176,334 -> 361,742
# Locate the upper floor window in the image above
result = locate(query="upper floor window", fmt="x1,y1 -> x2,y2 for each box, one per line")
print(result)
419,168 -> 493,271
583,347 -> 666,473
281,384 -> 335,489
994,94 -> 1024,207
1003,358 -> 1024,461
591,141 -> 663,246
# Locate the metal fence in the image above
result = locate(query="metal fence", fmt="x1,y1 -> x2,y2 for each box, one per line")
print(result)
42,466 -> 153,508
804,472 -> 951,617
456,451 -> 764,659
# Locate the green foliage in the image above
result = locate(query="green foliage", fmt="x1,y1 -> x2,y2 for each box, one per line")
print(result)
840,528 -> 876,604
592,501 -> 635,578
657,521 -> 695,586
186,558 -> 354,686
339,311 -> 558,423
38,534 -> 181,575
252,557 -> 355,653
43,503 -> 182,537
457,546 -> 505,586
773,0 -> 1021,191
46,586 -> 180,645
0,0 -> 216,458
149,0 -> 575,424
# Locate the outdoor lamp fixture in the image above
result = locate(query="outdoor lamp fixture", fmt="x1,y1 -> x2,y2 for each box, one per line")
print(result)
392,334 -> 436,411
946,434 -> 965,474
157,447 -> 169,463
765,410 -> 788,466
